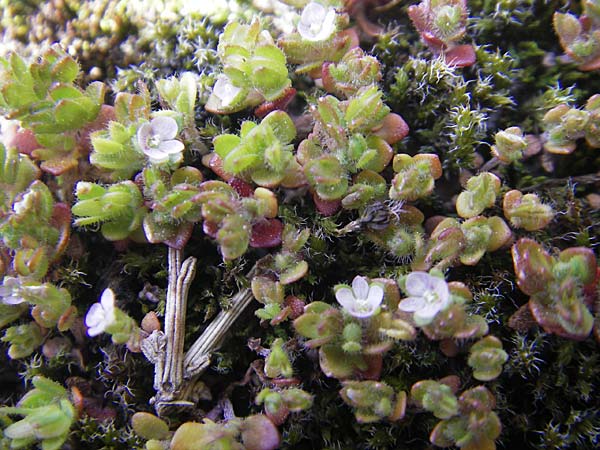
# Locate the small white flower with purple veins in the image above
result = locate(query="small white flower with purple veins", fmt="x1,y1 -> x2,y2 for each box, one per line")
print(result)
398,272 -> 450,326
297,2 -> 337,42
335,276 -> 383,318
85,288 -> 117,337
137,116 -> 185,164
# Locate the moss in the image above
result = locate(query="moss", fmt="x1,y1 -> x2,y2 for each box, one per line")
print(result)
1,1 -> 599,449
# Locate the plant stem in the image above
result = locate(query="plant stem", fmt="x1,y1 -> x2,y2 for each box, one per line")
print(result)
184,288 -> 255,378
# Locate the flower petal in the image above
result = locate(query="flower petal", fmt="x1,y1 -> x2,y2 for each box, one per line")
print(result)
137,122 -> 152,150
87,323 -> 105,337
213,75 -> 242,107
413,303 -> 442,325
85,303 -> 104,328
100,288 -> 115,311
151,116 -> 178,140
335,287 -> 356,310
352,276 -> 369,300
430,276 -> 450,304
1,295 -> 25,305
405,271 -> 434,296
316,7 -> 337,40
366,284 -> 384,309
348,307 -> 377,319
144,147 -> 170,163
298,2 -> 336,41
158,139 -> 185,155
398,296 -> 426,312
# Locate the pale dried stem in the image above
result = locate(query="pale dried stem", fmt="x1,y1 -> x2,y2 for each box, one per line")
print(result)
144,252 -> 256,415
146,247 -> 197,413
184,288 -> 255,378
161,248 -> 196,395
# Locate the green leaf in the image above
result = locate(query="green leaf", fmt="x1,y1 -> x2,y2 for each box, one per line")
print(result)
262,111 -> 296,143
50,56 -> 79,83
54,98 -> 91,129
222,147 -> 261,174
49,84 -> 82,101
84,81 -> 106,105
213,134 -> 241,158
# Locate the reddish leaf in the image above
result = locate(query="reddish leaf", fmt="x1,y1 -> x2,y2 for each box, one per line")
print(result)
7,127 -> 40,155
284,295 -> 306,320
579,55 -> 600,71
358,354 -> 383,381
254,87 -> 297,119
50,202 -> 72,261
38,156 -> 79,175
203,153 -> 233,181
250,218 -> 283,248
373,113 -> 409,145
163,223 -> 194,249
312,192 -> 341,216
229,177 -> 254,197
78,104 -> 115,153
444,44 -> 477,68
203,220 -> 219,239
511,238 -> 554,296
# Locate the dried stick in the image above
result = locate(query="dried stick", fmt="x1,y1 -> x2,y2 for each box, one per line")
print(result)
184,288 -> 255,378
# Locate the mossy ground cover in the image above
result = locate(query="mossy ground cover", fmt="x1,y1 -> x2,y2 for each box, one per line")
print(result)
0,1 -> 599,449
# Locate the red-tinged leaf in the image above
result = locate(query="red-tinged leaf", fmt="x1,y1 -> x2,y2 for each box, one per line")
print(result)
284,295 -> 305,320
163,222 -> 194,250
254,87 -> 297,119
321,62 -> 335,93
444,44 -> 477,68
529,295 -> 593,340
39,156 -> 79,175
313,192 -> 341,216
241,415 -> 281,450
204,153 -> 234,181
78,105 -> 115,154
579,55 -> 600,71
57,305 -> 77,332
203,220 -> 219,239
250,218 -> 283,248
507,303 -> 537,333
229,177 -> 254,197
354,7 -> 384,37
422,31 -> 445,53
357,354 -> 383,381
83,397 -> 118,422
558,247 -> 598,286
372,113 -> 409,145
7,127 -> 40,155
50,203 -> 71,260
511,238 -> 554,296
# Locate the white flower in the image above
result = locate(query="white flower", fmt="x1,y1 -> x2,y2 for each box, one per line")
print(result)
212,74 -> 243,108
297,2 -> 337,42
0,277 -> 25,305
137,116 -> 185,164
335,276 -> 383,318
85,288 -> 117,337
398,272 -> 450,326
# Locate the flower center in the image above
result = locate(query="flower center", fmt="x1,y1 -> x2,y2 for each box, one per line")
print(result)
423,291 -> 439,305
148,134 -> 162,148
355,298 -> 370,313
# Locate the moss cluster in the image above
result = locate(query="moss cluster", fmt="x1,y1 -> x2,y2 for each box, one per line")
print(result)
0,0 -> 599,449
